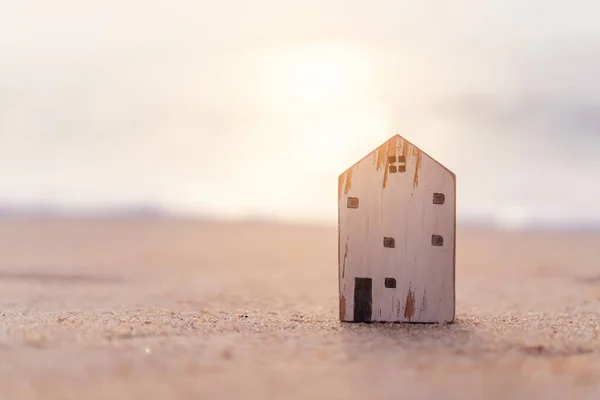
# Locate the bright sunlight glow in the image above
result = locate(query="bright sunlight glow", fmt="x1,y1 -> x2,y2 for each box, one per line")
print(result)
257,42 -> 387,178
260,42 -> 374,113
256,41 -> 388,185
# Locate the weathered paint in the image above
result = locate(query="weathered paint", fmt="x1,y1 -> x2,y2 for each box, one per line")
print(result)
338,134 -> 456,323
420,291 -> 428,313
404,288 -> 416,320
338,169 -> 354,201
344,168 -> 353,196
342,242 -> 349,278
381,135 -> 403,189
402,139 -> 409,160
413,149 -> 422,188
376,141 -> 389,172
339,295 -> 346,320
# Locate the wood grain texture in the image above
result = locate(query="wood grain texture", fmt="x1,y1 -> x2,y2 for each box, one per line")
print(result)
338,134 -> 456,323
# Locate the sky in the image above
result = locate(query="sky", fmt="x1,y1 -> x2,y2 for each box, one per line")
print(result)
1,1 -> 600,226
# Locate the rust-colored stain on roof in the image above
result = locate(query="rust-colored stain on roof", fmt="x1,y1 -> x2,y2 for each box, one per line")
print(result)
404,287 -> 416,320
402,138 -> 410,161
345,168 -> 353,195
351,134 -> 425,192
375,140 -> 389,172
380,135 -> 401,189
338,168 -> 354,200
413,147 -> 422,188
381,152 -> 390,189
382,135 -> 423,190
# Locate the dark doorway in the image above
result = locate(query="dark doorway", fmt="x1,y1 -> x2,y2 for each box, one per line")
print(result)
353,278 -> 372,322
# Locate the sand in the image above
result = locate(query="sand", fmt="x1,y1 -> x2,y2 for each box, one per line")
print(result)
0,219 -> 599,399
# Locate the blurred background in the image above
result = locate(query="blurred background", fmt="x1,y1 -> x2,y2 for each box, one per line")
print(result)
1,0 -> 599,229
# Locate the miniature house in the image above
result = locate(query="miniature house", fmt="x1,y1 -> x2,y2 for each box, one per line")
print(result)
338,134 -> 456,323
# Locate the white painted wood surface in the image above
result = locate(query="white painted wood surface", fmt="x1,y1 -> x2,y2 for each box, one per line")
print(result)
338,134 -> 456,323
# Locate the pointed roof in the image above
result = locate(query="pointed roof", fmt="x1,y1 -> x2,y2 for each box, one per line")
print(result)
339,134 -> 454,178
338,134 -> 455,199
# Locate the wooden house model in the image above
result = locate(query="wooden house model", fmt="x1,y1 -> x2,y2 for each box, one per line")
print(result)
338,134 -> 456,323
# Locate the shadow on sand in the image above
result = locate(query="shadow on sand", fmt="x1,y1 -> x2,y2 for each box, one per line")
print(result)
336,317 -> 597,358
337,319 -> 474,351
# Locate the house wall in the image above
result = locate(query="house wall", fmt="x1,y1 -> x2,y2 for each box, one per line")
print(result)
338,135 -> 455,323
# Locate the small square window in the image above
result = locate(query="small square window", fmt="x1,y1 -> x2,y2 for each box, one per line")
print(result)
347,197 -> 359,209
383,237 -> 395,248
387,155 -> 397,164
388,165 -> 397,174
431,235 -> 444,246
384,278 -> 396,288
433,193 -> 445,205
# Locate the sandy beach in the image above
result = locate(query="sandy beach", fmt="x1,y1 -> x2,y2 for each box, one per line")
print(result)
0,219 -> 599,399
